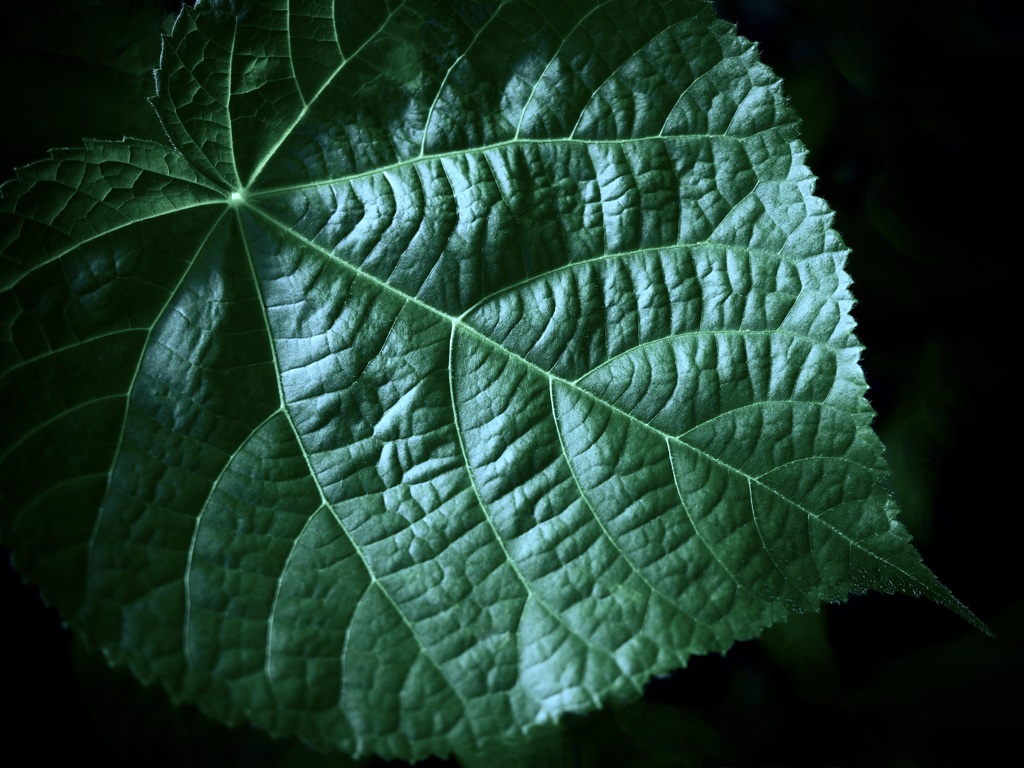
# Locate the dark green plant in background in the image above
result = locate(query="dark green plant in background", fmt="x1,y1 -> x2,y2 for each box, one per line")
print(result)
3,1 -> 1015,766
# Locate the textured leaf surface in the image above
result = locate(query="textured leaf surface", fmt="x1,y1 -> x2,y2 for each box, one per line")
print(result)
0,0 -> 977,760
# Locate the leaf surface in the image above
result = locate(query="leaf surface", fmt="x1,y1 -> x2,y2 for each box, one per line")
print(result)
0,0 -> 979,760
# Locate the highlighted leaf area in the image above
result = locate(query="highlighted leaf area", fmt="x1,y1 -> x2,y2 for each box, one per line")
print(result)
0,0 -> 980,761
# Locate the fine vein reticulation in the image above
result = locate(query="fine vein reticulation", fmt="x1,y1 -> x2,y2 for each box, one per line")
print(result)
0,0 -> 980,762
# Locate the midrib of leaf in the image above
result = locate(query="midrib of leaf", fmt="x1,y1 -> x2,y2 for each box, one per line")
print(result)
245,133 -> 754,199
207,195 -> 687,706
240,198 -> 941,613
235,206 -> 476,719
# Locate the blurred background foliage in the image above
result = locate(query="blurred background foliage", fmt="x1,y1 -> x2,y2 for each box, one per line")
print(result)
2,1 -> 1020,765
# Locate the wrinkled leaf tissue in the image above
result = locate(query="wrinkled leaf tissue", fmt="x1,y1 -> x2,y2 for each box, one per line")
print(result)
0,0 -> 982,761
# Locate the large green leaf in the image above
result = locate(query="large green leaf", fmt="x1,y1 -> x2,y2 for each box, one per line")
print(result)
0,0 -> 981,761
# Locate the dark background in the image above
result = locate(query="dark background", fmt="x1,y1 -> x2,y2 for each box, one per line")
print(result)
2,1 -> 1020,765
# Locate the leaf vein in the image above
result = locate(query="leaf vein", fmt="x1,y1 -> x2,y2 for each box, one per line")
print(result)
549,378 -> 709,639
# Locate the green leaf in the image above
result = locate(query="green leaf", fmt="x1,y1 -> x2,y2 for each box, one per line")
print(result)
0,0 -> 983,761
